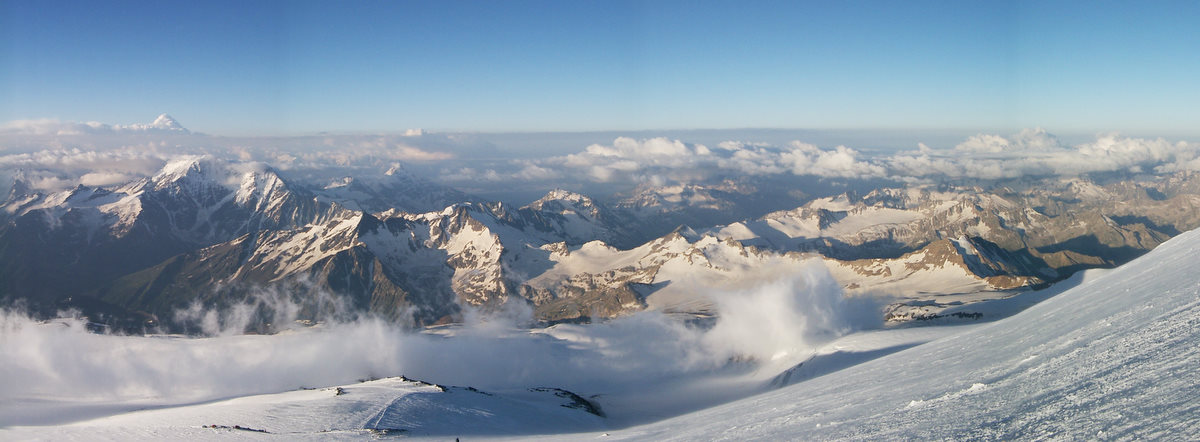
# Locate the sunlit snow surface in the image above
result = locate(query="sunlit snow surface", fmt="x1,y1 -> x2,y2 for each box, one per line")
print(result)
589,228 -> 1200,440
4,229 -> 1200,439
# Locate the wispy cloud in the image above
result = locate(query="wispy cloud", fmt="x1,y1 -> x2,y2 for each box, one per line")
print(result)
0,265 -> 873,421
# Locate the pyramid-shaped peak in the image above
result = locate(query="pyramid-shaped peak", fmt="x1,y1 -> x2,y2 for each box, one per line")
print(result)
151,114 -> 187,131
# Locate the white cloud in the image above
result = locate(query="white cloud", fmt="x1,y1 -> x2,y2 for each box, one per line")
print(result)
0,115 -> 191,136
440,167 -> 504,183
303,137 -> 454,165
0,119 -> 115,136
886,129 -> 1200,179
0,262 -> 873,416
0,147 -> 171,191
79,171 -> 137,187
534,137 -> 889,186
513,163 -> 562,181
780,142 -> 886,179
954,127 -> 1062,153
5,116 -> 1200,197
0,116 -> 469,193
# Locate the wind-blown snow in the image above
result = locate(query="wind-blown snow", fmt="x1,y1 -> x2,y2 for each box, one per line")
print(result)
594,226 -> 1200,440
0,262 -> 880,436
4,213 -> 1200,439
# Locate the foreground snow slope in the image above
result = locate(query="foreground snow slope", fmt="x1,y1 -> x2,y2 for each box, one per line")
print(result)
1,377 -> 607,440
595,227 -> 1200,440
5,229 -> 1197,440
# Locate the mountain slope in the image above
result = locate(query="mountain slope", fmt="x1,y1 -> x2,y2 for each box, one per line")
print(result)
5,159 -> 1199,330
0,156 -> 344,320
707,180 -> 1185,279
608,226 -> 1200,440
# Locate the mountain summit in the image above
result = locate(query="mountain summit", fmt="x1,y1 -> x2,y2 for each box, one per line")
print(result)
113,113 -> 191,133
150,113 -> 187,132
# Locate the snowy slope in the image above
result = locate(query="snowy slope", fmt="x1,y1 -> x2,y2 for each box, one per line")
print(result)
592,226 -> 1200,440
4,228 -> 1198,440
2,377 -> 605,439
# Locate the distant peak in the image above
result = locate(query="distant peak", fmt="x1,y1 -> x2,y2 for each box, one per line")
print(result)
540,188 -> 591,203
527,188 -> 604,217
152,113 -> 181,128
115,114 -> 190,133
151,114 -> 190,133
384,164 -> 409,177
5,171 -> 33,200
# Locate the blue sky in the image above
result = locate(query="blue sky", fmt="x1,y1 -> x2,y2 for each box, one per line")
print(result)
1,0 -> 1198,135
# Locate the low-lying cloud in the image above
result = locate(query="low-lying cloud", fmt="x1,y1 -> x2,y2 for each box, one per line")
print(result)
888,129 -> 1200,180
0,117 -> 463,194
5,115 -> 1200,202
0,262 -> 876,425
440,136 -> 884,188
437,128 -> 1200,194
0,118 -> 187,136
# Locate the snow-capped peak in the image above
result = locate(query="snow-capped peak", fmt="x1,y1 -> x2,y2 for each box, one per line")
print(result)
525,189 -> 603,219
113,113 -> 191,133
151,113 -> 187,131
534,188 -> 593,206
153,155 -> 214,183
5,171 -> 32,198
149,155 -> 260,194
384,163 -> 410,177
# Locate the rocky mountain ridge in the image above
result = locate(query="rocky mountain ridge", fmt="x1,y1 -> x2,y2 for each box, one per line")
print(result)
3,157 -> 1197,331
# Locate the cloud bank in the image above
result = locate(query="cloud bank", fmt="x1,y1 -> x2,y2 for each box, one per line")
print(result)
4,115 -> 1200,201
0,114 -> 190,136
888,129 -> 1200,180
0,263 -> 875,425
0,116 -> 461,193
437,128 -> 1200,194
440,136 -> 885,189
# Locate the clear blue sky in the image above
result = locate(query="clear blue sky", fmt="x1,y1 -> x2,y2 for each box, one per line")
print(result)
1,0 -> 1198,135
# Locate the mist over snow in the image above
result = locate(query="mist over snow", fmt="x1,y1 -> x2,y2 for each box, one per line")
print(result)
0,260 -> 877,426
703,262 -> 879,364
3,117 -> 1200,436
605,224 -> 1200,440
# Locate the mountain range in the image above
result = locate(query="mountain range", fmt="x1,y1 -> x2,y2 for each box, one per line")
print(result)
5,203 -> 1200,439
3,154 -> 1198,331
